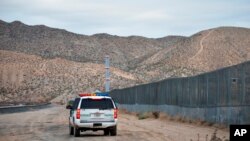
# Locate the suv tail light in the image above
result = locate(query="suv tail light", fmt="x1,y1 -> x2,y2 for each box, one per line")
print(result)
76,109 -> 80,119
114,108 -> 118,119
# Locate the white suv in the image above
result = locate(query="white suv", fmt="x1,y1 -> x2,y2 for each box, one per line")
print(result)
67,94 -> 118,137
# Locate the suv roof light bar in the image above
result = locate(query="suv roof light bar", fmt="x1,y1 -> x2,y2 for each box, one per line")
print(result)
79,93 -> 109,97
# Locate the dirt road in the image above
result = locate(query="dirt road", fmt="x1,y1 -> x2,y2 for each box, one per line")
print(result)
189,29 -> 214,61
0,105 -> 229,141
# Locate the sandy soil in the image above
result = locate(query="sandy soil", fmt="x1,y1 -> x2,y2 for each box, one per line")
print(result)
0,105 -> 229,141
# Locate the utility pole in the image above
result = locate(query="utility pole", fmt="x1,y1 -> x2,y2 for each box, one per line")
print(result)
105,55 -> 110,92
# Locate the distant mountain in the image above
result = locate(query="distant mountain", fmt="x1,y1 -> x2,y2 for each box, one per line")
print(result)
1,20 -> 250,104
0,20 -> 163,70
1,20 -> 249,74
135,27 -> 250,80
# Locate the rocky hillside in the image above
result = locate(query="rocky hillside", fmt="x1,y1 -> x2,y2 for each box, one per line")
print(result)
0,50 -> 138,104
0,20 -> 250,104
0,20 -> 163,71
135,27 -> 250,80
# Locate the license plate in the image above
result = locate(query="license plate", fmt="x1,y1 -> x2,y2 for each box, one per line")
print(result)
93,123 -> 102,126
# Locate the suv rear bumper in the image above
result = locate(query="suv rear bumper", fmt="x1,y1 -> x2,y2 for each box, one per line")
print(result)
76,125 -> 116,131
73,120 -> 117,129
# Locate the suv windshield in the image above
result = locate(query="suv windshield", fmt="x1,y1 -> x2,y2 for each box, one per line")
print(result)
80,98 -> 114,109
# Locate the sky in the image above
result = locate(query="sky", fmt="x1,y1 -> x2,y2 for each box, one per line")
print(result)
0,0 -> 250,38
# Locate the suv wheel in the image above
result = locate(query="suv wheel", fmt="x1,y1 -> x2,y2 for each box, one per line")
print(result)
69,126 -> 74,135
104,129 -> 109,136
110,126 -> 117,136
74,127 -> 80,137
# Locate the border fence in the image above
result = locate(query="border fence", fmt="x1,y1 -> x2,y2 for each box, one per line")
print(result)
110,61 -> 250,125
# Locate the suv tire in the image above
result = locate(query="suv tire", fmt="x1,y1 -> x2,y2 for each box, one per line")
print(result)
110,126 -> 117,136
69,126 -> 74,135
74,127 -> 80,137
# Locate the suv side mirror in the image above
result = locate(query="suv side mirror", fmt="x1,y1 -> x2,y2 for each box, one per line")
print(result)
66,105 -> 72,109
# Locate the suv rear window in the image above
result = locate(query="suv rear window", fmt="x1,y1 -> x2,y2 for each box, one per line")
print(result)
80,98 -> 114,109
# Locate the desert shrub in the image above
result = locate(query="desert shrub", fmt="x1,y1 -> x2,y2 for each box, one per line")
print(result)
152,111 -> 160,119
137,113 -> 149,120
